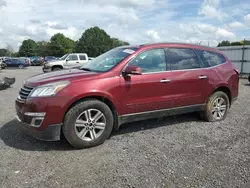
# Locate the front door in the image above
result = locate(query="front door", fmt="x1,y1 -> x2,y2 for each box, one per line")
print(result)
119,48 -> 175,115
65,54 -> 79,68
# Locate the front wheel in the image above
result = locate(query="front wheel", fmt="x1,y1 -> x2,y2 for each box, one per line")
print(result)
52,67 -> 62,71
202,91 -> 230,122
62,99 -> 114,149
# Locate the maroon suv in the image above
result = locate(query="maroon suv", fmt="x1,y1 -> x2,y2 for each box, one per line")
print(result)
15,43 -> 239,148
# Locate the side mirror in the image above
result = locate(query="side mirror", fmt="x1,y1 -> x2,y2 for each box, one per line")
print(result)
123,65 -> 142,75
66,59 -> 69,62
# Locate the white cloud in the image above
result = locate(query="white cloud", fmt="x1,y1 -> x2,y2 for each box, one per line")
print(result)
227,21 -> 245,29
244,14 -> 250,26
215,28 -> 236,39
146,30 -> 160,41
198,0 -> 228,20
197,24 -> 217,33
0,0 -> 246,51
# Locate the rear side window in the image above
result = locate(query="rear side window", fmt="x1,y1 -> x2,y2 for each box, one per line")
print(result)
195,49 -> 226,67
79,55 -> 86,60
165,48 -> 201,70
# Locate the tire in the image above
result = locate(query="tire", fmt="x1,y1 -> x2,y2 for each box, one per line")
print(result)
202,91 -> 230,122
62,99 -> 114,149
19,64 -> 24,69
52,67 -> 62,71
248,75 -> 250,82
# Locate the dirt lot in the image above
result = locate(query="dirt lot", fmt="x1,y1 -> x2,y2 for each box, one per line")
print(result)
0,66 -> 250,188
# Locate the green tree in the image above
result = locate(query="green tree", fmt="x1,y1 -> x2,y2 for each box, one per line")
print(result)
111,37 -> 129,48
217,40 -> 231,47
36,41 -> 49,56
18,39 -> 37,57
75,26 -> 113,57
217,40 -> 250,47
0,49 -> 10,56
47,33 -> 76,57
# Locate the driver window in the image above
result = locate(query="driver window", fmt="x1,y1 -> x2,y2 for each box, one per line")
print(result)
127,48 -> 167,73
67,55 -> 78,61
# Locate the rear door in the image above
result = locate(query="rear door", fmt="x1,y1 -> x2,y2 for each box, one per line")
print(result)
65,54 -> 79,68
79,54 -> 88,66
164,47 -> 213,107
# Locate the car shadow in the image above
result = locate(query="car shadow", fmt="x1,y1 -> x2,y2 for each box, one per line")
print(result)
115,112 -> 201,135
0,119 -> 73,151
0,113 -> 201,151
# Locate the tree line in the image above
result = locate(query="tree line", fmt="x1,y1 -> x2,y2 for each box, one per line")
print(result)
217,40 -> 250,47
0,26 -> 129,58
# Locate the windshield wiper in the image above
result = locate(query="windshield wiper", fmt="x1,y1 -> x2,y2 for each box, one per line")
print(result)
79,67 -> 92,71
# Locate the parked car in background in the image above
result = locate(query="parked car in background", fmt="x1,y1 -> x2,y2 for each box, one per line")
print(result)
20,57 -> 31,65
42,53 -> 89,72
30,56 -> 43,66
0,57 -> 7,69
44,56 -> 57,62
4,58 -> 30,69
15,42 -> 239,149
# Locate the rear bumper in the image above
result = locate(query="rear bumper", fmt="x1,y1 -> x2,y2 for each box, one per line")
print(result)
16,115 -> 62,141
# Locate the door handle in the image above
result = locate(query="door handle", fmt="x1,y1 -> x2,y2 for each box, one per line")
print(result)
199,75 -> 208,79
76,62 -> 79,63
160,79 -> 171,83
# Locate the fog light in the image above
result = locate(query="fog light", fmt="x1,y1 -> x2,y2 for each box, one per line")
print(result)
24,112 -> 46,117
24,112 -> 46,127
31,117 -> 44,127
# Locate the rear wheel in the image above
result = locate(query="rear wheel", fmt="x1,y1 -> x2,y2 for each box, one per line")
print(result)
248,75 -> 250,82
62,99 -> 114,149
18,64 -> 24,69
202,91 -> 230,122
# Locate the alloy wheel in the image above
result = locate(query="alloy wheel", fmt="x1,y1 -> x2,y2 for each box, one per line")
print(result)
74,109 -> 106,141
211,97 -> 227,120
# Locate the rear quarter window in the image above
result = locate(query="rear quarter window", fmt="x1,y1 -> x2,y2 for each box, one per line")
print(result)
195,49 -> 226,67
79,55 -> 86,60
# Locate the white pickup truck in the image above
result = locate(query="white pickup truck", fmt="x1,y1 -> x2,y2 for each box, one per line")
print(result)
42,53 -> 91,72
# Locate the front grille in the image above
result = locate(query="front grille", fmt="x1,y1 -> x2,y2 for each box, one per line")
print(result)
19,85 -> 34,100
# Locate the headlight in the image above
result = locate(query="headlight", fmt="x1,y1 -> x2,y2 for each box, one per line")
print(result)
29,80 -> 70,97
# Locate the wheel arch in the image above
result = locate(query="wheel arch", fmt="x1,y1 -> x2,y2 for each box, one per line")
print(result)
52,65 -> 63,70
63,95 -> 119,132
211,85 -> 232,106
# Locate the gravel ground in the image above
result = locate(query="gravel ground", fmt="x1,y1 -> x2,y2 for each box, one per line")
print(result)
0,66 -> 250,188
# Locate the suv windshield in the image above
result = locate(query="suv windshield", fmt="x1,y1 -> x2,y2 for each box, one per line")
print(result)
60,54 -> 68,60
80,47 -> 139,72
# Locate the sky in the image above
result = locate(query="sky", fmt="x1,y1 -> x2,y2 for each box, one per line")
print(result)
0,0 -> 250,51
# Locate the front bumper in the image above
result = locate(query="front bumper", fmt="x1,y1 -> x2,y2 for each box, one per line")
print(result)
16,114 -> 62,141
15,96 -> 74,141
42,66 -> 52,73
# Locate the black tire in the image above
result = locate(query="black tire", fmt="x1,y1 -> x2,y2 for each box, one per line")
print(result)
248,75 -> 250,82
62,99 -> 114,149
202,91 -> 230,122
19,64 -> 24,69
52,67 -> 62,71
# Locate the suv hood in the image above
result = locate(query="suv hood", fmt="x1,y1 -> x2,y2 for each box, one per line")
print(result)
25,69 -> 100,87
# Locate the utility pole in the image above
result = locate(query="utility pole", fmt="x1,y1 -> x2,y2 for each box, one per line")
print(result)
241,38 -> 246,74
